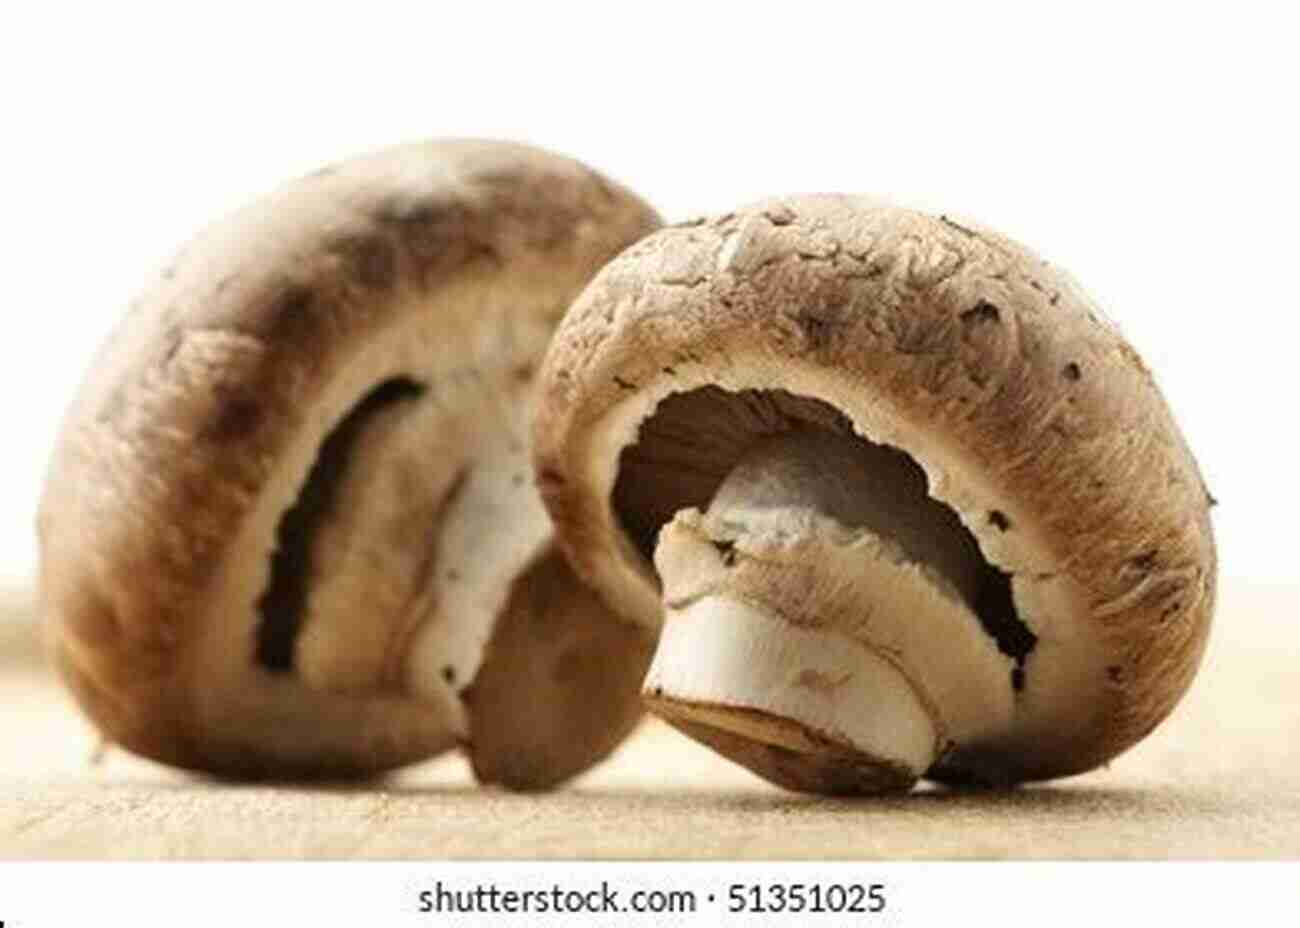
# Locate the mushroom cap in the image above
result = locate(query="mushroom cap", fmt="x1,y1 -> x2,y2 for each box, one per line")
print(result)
533,195 -> 1216,784
39,139 -> 659,780
465,545 -> 652,791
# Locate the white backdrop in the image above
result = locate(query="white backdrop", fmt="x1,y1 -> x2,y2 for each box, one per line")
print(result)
3,2 -> 1294,588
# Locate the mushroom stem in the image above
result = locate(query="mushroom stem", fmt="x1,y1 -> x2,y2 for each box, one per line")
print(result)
644,430 -> 993,794
645,594 -> 936,793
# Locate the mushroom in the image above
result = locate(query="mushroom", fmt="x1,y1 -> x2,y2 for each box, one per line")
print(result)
533,196 -> 1217,794
38,139 -> 659,788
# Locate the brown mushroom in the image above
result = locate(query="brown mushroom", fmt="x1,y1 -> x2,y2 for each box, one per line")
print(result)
533,195 -> 1216,794
38,139 -> 658,788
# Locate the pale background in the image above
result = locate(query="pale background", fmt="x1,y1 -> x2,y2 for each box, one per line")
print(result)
2,0 -> 1300,864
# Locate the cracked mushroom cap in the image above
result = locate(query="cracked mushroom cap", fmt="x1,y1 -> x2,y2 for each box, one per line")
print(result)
534,195 -> 1217,792
38,139 -> 658,786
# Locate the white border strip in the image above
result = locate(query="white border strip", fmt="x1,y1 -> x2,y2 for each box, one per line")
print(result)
0,862 -> 1295,927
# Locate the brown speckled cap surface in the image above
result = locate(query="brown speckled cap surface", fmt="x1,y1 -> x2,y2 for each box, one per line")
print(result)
534,195 -> 1216,784
39,139 -> 659,780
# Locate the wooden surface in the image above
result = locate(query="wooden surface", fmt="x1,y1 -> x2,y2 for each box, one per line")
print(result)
3,581 -> 1299,860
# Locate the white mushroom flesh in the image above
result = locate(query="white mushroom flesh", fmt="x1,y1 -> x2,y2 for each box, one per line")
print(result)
648,431 -> 1017,781
194,285 -> 555,743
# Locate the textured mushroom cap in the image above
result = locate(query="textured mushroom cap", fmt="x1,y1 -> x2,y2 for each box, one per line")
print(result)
39,139 -> 659,779
466,546 -> 652,791
533,195 -> 1216,784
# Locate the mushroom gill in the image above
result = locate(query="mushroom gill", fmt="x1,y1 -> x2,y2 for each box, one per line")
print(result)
256,376 -> 425,673
612,386 -> 1037,684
